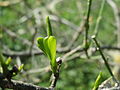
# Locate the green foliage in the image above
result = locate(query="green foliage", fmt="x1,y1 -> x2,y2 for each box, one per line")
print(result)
0,53 -> 23,79
37,17 -> 57,74
92,72 -> 102,90
0,54 -> 9,76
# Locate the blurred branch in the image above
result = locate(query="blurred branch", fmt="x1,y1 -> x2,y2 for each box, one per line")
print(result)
0,79 -> 49,90
3,45 -> 120,58
94,0 -> 105,37
25,44 -> 120,75
1,27 -> 38,50
49,15 -> 79,31
62,45 -> 82,61
106,0 -> 120,46
0,0 -> 22,7
29,28 -> 38,54
61,20 -> 86,51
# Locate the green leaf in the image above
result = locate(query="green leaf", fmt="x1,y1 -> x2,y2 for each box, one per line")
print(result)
48,36 -> 57,73
37,37 -> 47,55
5,57 -> 12,65
43,37 -> 51,60
92,72 -> 102,90
0,54 -> 8,76
18,64 -> 24,71
48,36 -> 56,62
46,16 -> 52,37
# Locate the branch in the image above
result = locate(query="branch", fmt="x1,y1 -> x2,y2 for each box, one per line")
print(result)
3,45 -> 120,58
0,79 -> 49,90
94,0 -> 105,37
92,35 -> 118,83
83,0 -> 93,58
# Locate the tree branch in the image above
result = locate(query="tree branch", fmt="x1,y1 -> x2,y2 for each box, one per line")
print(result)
0,79 -> 49,90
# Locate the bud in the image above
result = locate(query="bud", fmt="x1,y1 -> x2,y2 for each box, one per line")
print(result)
56,57 -> 62,65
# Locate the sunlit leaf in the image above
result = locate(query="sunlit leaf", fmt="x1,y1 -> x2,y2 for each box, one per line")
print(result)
5,57 -> 12,65
18,64 -> 24,71
48,36 -> 57,73
48,36 -> 56,61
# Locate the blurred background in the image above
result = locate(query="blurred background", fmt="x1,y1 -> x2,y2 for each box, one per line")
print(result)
0,0 -> 120,90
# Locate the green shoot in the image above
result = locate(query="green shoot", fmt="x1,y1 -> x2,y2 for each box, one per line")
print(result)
46,16 -> 52,37
92,72 -> 102,90
37,16 -> 57,74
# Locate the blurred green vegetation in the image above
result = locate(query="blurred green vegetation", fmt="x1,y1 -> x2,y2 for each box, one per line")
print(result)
0,0 -> 120,89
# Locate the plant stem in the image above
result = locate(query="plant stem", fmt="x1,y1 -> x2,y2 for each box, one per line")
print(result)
84,0 -> 92,58
92,35 -> 118,83
50,57 -> 62,89
94,0 -> 105,37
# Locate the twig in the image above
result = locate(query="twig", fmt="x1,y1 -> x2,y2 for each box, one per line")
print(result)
1,27 -> 38,50
29,28 -> 38,54
0,79 -> 49,90
83,0 -> 92,58
50,57 -> 62,89
3,45 -> 120,58
63,20 -> 86,50
92,35 -> 118,83
62,45 -> 82,61
94,0 -> 105,37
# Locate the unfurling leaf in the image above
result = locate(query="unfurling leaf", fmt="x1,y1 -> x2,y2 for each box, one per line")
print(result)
37,37 -> 46,55
37,16 -> 58,74
46,16 -> 52,37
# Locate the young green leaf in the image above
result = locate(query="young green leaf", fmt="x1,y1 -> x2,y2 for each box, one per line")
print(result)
46,16 -> 52,37
92,72 -> 102,90
48,36 -> 56,62
43,37 -> 51,60
5,57 -> 12,65
18,64 -> 24,71
0,54 -> 9,76
37,37 -> 47,55
48,36 -> 57,73
37,16 -> 58,74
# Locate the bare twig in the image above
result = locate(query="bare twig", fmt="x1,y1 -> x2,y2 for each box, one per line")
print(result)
63,20 -> 86,50
94,0 -> 105,37
92,35 -> 118,83
62,45 -> 82,61
83,0 -> 93,58
3,45 -> 120,58
0,79 -> 49,90
29,29 -> 38,54
1,27 -> 38,50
